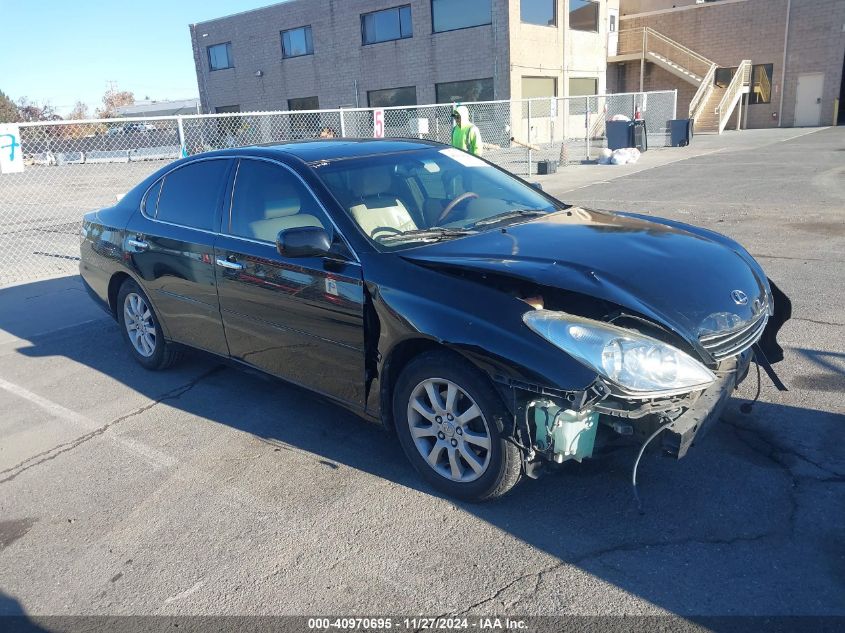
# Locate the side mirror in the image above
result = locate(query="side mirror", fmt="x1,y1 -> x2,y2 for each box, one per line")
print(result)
529,182 -> 543,191
276,226 -> 332,258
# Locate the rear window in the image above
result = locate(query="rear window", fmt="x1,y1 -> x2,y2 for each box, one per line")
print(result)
156,159 -> 230,230
142,179 -> 162,216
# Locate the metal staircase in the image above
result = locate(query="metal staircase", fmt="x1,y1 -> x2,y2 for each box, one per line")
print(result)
610,27 -> 750,134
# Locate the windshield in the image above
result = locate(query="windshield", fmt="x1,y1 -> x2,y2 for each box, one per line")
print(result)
313,147 -> 563,249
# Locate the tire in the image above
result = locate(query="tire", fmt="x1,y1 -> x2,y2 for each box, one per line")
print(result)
116,278 -> 181,370
393,351 -> 522,501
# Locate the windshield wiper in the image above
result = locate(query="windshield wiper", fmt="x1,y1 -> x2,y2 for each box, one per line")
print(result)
379,227 -> 477,245
469,209 -> 550,229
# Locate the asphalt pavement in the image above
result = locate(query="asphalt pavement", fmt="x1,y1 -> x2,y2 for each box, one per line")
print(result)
0,127 -> 842,620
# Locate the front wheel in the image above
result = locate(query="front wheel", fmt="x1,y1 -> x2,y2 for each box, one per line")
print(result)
393,351 -> 522,501
116,278 -> 181,370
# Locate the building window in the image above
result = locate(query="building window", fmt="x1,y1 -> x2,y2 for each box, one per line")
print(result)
362,5 -> 413,45
714,67 -> 736,88
432,0 -> 492,33
569,77 -> 598,97
569,0 -> 599,32
207,43 -> 233,71
282,26 -> 313,58
522,77 -> 556,117
569,77 -> 599,113
523,76 -> 557,99
749,64 -> 773,104
435,78 -> 494,103
367,86 -> 417,107
288,97 -> 319,111
521,0 -> 556,26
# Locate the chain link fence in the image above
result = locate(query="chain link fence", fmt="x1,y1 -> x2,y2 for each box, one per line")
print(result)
0,90 -> 675,287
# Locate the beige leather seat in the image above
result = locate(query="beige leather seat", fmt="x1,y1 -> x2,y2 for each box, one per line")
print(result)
348,167 -> 417,240
246,184 -> 324,243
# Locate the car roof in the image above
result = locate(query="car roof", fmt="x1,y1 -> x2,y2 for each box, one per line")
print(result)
208,138 -> 445,164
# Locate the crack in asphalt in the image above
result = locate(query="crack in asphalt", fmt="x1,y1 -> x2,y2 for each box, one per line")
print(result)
721,417 -> 845,543
790,317 -> 845,328
0,366 -> 223,485
431,417 -> 845,620
428,530 -> 776,621
722,418 -> 845,481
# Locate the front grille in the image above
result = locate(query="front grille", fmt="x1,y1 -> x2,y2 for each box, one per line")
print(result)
699,312 -> 768,360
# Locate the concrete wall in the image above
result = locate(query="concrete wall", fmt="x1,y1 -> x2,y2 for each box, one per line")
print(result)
190,1 -> 616,115
620,0 -> 742,17
780,0 -> 845,127
616,0 -> 845,128
564,0 -> 616,98
190,0 -> 514,112
507,0 -> 563,100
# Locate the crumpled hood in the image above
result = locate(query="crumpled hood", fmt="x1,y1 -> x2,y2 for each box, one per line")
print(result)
402,207 -> 771,352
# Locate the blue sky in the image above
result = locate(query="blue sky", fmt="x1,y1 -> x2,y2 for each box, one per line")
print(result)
0,0 -> 277,116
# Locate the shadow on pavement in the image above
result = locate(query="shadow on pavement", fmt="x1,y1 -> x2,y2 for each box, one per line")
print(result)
2,276 -> 844,621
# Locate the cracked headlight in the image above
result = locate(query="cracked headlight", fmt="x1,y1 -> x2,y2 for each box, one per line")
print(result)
523,310 -> 716,398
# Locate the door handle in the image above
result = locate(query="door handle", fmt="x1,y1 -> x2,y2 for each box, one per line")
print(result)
126,238 -> 149,251
216,257 -> 243,271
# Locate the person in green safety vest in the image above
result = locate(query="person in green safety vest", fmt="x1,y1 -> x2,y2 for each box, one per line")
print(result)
450,104 -> 483,156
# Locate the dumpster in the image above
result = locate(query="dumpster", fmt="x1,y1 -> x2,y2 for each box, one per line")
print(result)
669,119 -> 693,147
632,120 -> 648,152
606,120 -> 631,151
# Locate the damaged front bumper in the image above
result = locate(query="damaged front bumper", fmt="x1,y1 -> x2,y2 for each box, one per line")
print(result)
653,351 -> 751,459
516,350 -> 754,475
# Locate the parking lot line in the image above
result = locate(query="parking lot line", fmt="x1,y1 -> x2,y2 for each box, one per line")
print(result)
0,375 -> 175,471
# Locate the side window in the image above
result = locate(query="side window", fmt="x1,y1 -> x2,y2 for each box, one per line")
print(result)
229,159 -> 329,243
142,179 -> 162,216
156,160 -> 231,231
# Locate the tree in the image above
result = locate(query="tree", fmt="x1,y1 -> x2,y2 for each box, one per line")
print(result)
96,87 -> 134,118
0,90 -> 20,123
67,101 -> 90,121
16,97 -> 59,122
58,101 -> 96,139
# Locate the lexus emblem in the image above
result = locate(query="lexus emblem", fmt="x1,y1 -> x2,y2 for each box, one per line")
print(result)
731,290 -> 749,306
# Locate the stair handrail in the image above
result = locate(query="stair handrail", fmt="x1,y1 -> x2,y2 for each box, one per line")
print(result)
643,28 -> 714,72
616,27 -> 716,78
716,59 -> 752,133
688,63 -> 717,121
614,26 -> 719,124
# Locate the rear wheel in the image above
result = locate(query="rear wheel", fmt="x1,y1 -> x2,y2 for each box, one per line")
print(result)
116,279 -> 181,370
393,351 -> 522,501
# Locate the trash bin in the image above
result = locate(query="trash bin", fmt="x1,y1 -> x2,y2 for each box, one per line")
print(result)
606,120 -> 632,151
537,159 -> 558,175
669,119 -> 693,147
632,120 -> 648,152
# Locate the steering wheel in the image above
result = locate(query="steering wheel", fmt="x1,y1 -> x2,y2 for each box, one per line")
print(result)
437,192 -> 479,225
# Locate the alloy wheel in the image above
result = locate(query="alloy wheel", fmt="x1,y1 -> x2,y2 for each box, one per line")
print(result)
406,378 -> 492,483
123,292 -> 157,358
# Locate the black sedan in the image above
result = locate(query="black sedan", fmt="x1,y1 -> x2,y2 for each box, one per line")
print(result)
80,139 -> 790,501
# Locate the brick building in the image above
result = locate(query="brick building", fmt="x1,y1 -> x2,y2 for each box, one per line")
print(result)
189,0 -> 619,114
609,0 -> 845,130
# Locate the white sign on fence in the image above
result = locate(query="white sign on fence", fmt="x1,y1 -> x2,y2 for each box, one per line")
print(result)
0,124 -> 24,174
411,117 -> 430,135
373,109 -> 385,138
